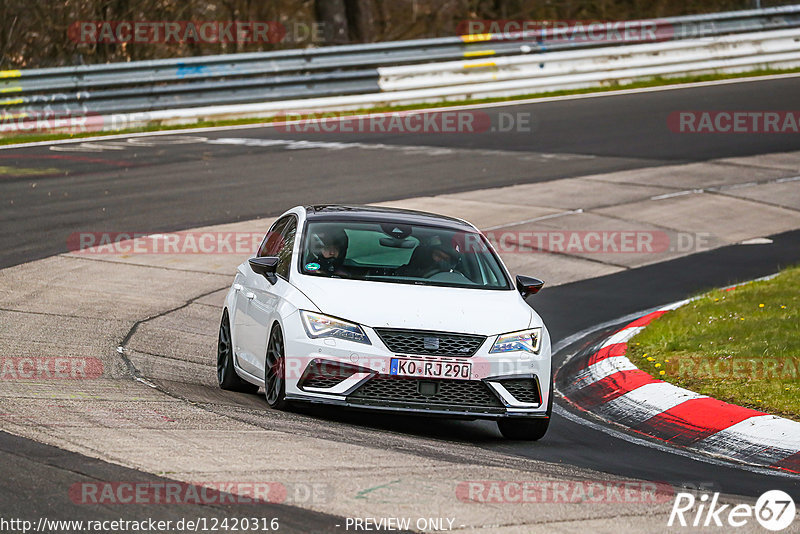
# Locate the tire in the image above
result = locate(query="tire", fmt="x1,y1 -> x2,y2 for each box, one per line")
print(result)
497,376 -> 553,441
217,310 -> 259,394
497,417 -> 550,441
264,324 -> 290,410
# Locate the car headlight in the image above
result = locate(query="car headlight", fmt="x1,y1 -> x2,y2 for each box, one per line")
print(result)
489,328 -> 542,354
299,311 -> 371,345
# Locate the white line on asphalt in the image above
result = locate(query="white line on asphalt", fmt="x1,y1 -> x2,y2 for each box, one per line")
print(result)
740,237 -> 774,245
650,189 -> 703,200
50,142 -> 127,152
127,135 -> 208,146
50,136 -> 210,152
650,174 -> 800,201
721,181 -> 759,190
204,136 -> 586,161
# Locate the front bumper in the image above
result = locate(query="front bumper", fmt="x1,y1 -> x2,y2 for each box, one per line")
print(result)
284,394 -> 550,420
282,313 -> 552,420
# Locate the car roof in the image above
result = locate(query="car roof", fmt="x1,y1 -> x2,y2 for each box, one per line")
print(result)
303,205 -> 476,231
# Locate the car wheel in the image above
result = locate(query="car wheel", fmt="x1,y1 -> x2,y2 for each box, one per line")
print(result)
265,324 -> 290,410
217,310 -> 259,393
497,376 -> 553,440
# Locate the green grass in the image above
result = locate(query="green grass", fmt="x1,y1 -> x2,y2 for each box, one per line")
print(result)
628,266 -> 800,421
2,66 -> 800,146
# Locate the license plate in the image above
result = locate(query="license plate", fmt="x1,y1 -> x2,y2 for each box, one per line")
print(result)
389,357 -> 471,379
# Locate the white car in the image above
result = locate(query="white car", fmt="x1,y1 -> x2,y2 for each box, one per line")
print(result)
217,205 -> 552,440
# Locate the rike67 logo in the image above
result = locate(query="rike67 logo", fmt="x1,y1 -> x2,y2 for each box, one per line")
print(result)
669,490 -> 795,531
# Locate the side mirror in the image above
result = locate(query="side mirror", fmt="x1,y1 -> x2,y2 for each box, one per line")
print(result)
516,275 -> 544,298
249,257 -> 279,284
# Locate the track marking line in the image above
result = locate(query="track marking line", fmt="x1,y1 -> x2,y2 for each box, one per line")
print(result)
650,189 -> 703,200
649,175 -> 800,201
740,237 -> 774,245
204,136 -> 588,162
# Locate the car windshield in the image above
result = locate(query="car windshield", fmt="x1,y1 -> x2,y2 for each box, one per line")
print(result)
299,220 -> 511,290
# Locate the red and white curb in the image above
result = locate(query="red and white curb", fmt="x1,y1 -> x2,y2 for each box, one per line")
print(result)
559,302 -> 800,475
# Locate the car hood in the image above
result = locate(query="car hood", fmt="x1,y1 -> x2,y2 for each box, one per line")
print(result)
296,276 -> 534,336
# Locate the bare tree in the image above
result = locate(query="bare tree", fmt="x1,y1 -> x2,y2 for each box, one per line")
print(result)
314,0 -> 349,44
0,0 -> 789,69
345,0 -> 376,42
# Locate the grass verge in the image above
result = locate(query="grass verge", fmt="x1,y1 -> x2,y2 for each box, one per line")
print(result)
628,265 -> 800,421
2,67 -> 800,147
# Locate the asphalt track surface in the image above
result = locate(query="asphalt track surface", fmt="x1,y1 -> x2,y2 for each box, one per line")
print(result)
2,76 -> 800,522
0,431 -> 348,532
2,75 -> 800,269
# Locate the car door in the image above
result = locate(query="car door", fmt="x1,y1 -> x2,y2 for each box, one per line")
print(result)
233,217 -> 288,376
237,215 -> 298,378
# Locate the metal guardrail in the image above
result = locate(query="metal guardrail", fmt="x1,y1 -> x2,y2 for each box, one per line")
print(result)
2,5 -> 800,125
378,28 -> 800,92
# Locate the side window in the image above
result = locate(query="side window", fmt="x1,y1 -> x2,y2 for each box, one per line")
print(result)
258,218 -> 289,258
275,217 -> 297,279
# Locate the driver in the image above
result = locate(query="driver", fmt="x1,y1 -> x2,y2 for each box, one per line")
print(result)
398,242 -> 460,278
307,228 -> 348,275
432,245 -> 458,271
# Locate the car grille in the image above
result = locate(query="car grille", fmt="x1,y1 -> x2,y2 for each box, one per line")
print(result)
498,378 -> 541,404
374,328 -> 486,357
348,376 -> 503,408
